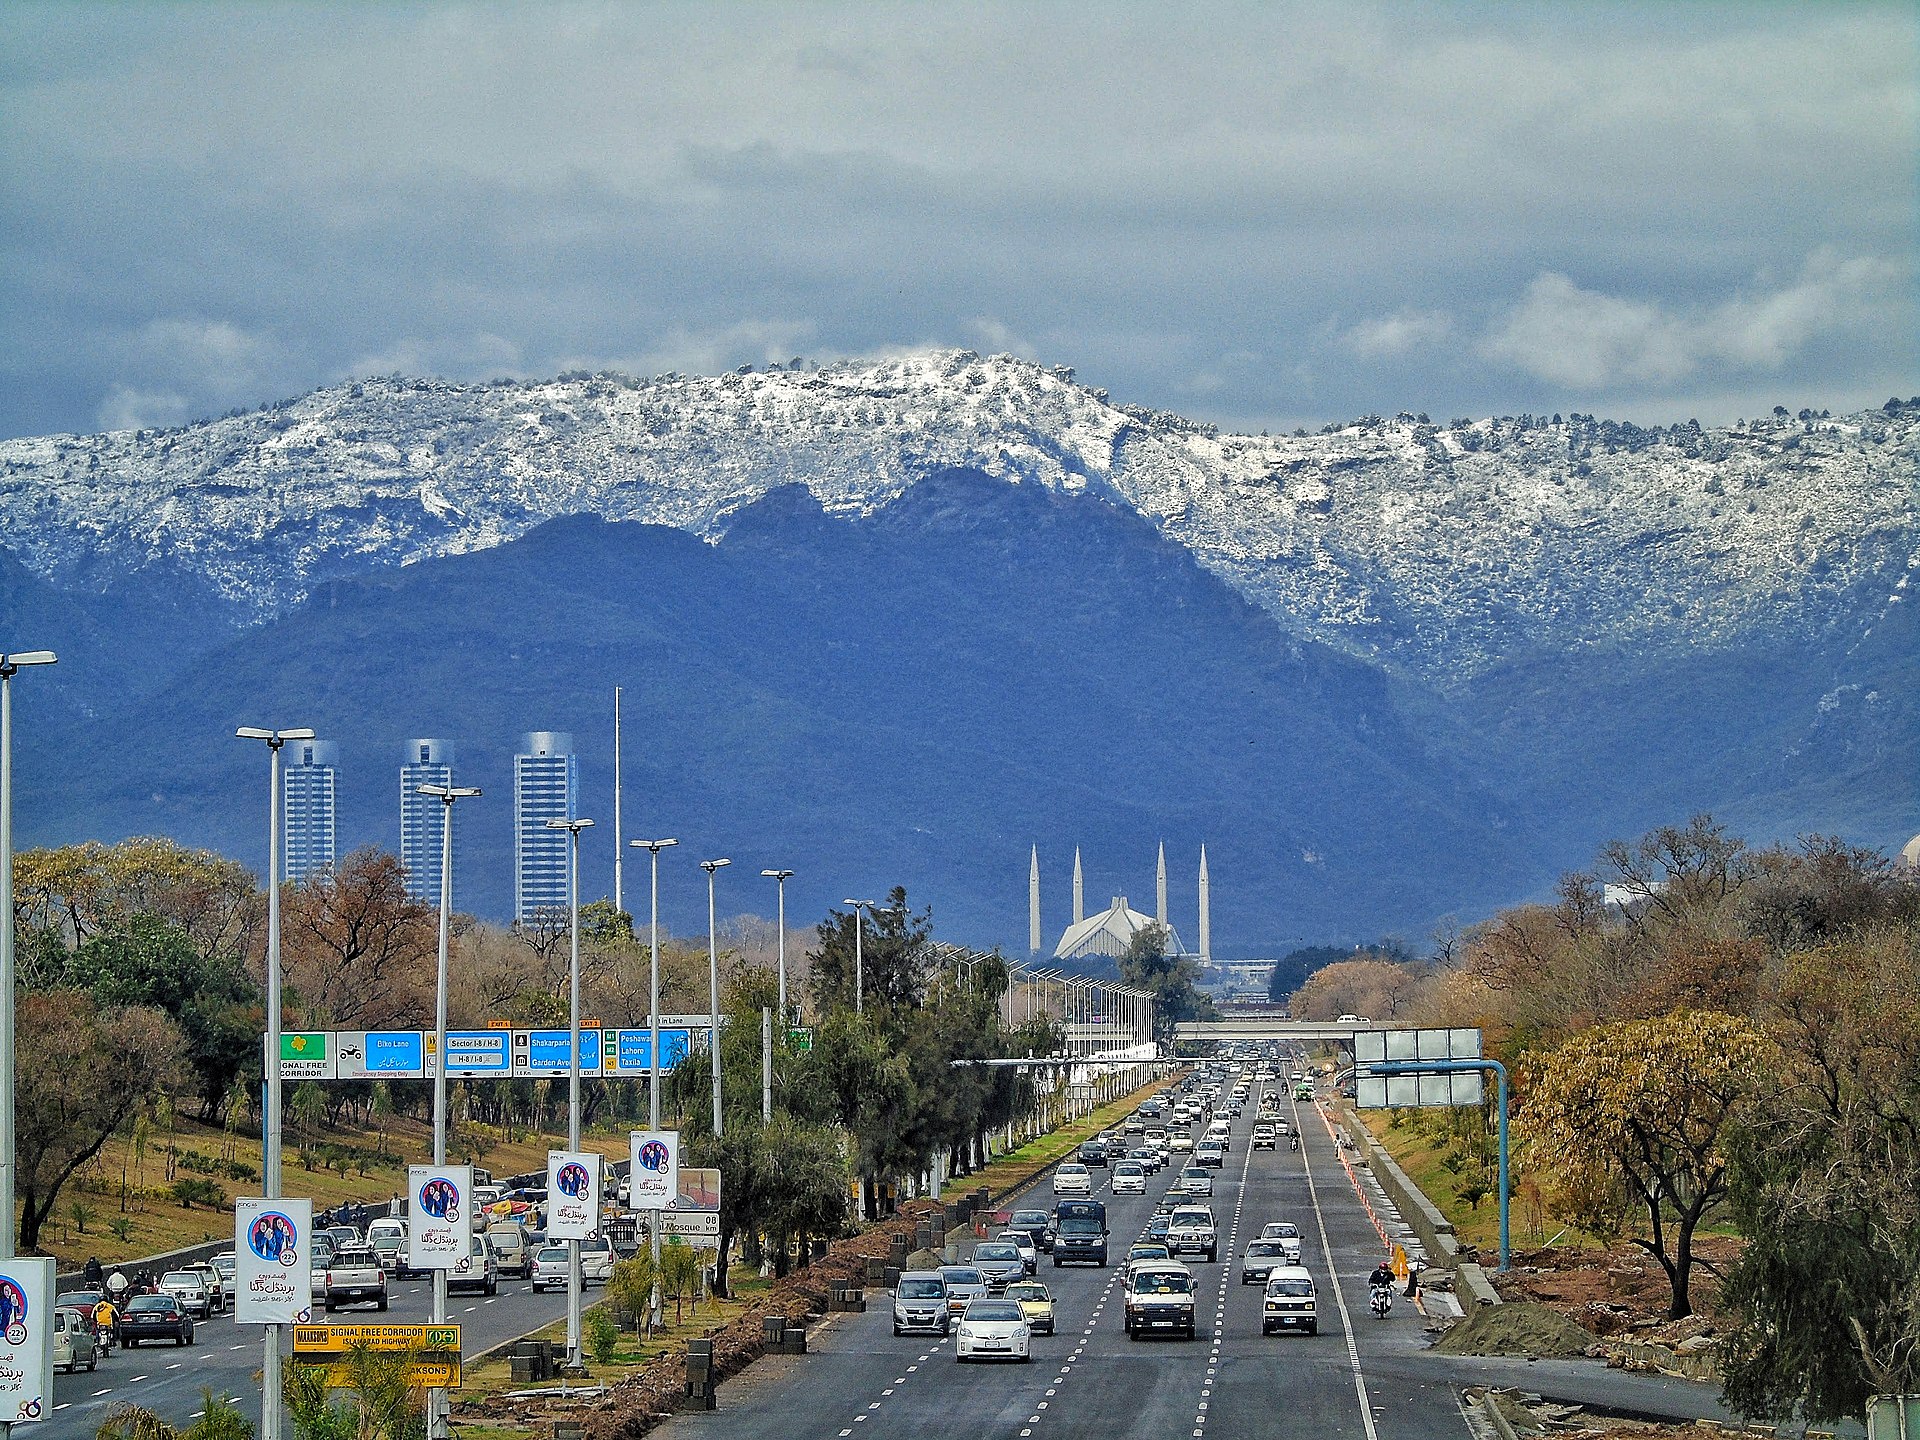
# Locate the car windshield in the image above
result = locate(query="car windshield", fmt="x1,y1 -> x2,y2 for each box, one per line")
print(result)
1133,1272 -> 1193,1295
1266,1278 -> 1314,1297
162,1272 -> 199,1286
1171,1211 -> 1210,1226
1129,1246 -> 1169,1261
1115,1163 -> 1142,1175
1058,1165 -> 1086,1175
1263,1224 -> 1299,1239
942,1269 -> 984,1287
1011,1211 -> 1048,1227
898,1279 -> 945,1298
1246,1242 -> 1287,1258
1004,1285 -> 1046,1302
127,1296 -> 174,1313
1181,1168 -> 1207,1179
965,1300 -> 1024,1323
975,1244 -> 1019,1261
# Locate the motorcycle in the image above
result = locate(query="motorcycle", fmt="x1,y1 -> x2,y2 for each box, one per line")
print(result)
1368,1283 -> 1393,1319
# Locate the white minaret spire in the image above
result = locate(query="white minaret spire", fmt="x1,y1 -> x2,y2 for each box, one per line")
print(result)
1029,846 -> 1042,955
1156,841 -> 1168,927
1198,845 -> 1211,963
1072,847 -> 1084,925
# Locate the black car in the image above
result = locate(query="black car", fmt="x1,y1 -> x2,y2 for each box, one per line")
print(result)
1076,1141 -> 1108,1168
120,1294 -> 194,1348
1006,1208 -> 1056,1253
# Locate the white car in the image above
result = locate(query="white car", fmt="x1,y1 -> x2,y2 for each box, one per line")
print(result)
1169,1132 -> 1194,1153
1110,1161 -> 1146,1195
1258,1221 -> 1303,1263
1052,1163 -> 1092,1196
54,1309 -> 100,1373
1177,1166 -> 1214,1197
995,1230 -> 1038,1274
953,1296 -> 1032,1362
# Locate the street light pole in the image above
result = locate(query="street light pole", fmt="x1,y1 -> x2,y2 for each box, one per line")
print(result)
760,869 -> 792,1026
545,816 -> 594,1370
701,859 -> 731,1138
629,838 -> 676,1331
238,722 -> 316,1440
415,781 -> 478,1439
1,652 -> 56,1275
843,899 -> 875,1015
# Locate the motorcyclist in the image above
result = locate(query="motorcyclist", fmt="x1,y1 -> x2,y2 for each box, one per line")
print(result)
83,1256 -> 104,1287
1367,1262 -> 1395,1292
93,1296 -> 117,1348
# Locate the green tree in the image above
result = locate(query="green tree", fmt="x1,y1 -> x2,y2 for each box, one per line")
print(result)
1519,1010 -> 1771,1318
1118,922 -> 1216,1042
17,992 -> 187,1250
1719,929 -> 1920,1423
806,887 -> 929,1021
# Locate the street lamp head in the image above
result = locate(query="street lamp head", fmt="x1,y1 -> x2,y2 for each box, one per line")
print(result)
546,817 -> 595,832
701,857 -> 731,873
416,783 -> 481,799
631,838 -> 678,851
0,651 -> 57,670
236,725 -> 316,742
761,868 -> 793,880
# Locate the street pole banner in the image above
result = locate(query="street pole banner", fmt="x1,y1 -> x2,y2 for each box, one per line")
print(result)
545,1150 -> 602,1239
234,1198 -> 313,1324
406,1165 -> 473,1270
0,1257 -> 54,1422
628,1130 -> 678,1211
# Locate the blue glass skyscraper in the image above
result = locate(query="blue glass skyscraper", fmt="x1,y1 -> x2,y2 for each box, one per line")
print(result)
514,731 -> 577,922
284,739 -> 338,882
399,738 -> 453,901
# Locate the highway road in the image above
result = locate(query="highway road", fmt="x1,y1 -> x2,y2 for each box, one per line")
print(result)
652,1077 -> 1467,1440
42,1263 -> 576,1439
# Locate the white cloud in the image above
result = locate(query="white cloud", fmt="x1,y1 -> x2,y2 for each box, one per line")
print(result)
94,383 -> 187,432
964,317 -> 1039,359
135,318 -> 271,392
618,320 -> 819,379
1340,309 -> 1453,360
1479,252 -> 1907,389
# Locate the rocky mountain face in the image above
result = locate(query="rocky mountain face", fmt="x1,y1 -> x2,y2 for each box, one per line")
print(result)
0,352 -> 1912,947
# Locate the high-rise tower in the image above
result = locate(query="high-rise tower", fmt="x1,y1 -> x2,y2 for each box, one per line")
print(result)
514,731 -> 577,922
283,740 -> 339,882
399,739 -> 453,901
1072,848 -> 1084,925
1155,842 -> 1168,928
1198,845 -> 1212,963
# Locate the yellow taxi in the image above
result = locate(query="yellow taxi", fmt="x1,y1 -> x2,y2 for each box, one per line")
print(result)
1002,1280 -> 1055,1336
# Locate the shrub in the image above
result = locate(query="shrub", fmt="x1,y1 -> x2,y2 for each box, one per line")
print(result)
585,1310 -> 619,1366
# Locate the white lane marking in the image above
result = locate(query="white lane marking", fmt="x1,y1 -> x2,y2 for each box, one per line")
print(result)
1296,1095 -> 1381,1440
92,1388 -> 113,1397
54,1404 -> 70,1411
130,1374 -> 149,1382
166,1363 -> 183,1370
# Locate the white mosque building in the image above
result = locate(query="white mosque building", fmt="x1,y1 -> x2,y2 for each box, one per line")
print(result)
1031,841 -> 1211,963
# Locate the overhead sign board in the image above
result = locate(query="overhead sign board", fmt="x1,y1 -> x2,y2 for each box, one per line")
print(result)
0,1256 -> 55,1423
335,1031 -> 425,1080
514,1029 -> 603,1078
276,1033 -> 335,1080
1354,1027 -> 1485,1110
235,1197 -> 314,1325
293,1324 -> 459,1352
436,1031 -> 510,1076
606,1028 -> 692,1076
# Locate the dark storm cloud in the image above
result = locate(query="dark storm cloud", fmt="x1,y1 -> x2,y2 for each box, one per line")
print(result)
1,1 -> 1912,439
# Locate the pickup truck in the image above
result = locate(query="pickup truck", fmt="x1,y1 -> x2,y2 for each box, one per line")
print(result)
1165,1205 -> 1218,1263
322,1245 -> 390,1312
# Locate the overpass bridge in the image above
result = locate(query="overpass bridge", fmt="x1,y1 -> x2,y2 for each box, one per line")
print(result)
1174,1015 -> 1370,1043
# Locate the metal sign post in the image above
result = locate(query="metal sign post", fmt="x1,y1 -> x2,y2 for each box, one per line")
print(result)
1359,1056 -> 1510,1271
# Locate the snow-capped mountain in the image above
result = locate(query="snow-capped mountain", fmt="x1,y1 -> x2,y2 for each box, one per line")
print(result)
3,350 -> 1913,689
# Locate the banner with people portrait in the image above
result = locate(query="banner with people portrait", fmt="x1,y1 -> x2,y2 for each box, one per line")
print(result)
627,1130 -> 678,1211
234,1197 -> 313,1325
406,1164 -> 473,1270
545,1150 -> 602,1239
0,1256 -> 53,1422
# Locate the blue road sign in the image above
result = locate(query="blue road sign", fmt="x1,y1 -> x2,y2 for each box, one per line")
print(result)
518,1028 -> 603,1076
609,1028 -> 692,1074
439,1030 -> 510,1075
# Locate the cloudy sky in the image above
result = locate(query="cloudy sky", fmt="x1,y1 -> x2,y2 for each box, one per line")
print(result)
3,2 -> 1913,440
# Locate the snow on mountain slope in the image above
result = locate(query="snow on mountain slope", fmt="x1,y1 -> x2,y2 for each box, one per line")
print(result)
0,350 -> 1913,686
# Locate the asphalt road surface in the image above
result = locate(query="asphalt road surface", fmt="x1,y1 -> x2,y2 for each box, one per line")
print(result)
43,1266 -> 576,1439
651,1079 -> 1465,1440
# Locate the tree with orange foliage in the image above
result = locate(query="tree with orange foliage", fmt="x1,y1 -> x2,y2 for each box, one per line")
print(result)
1520,1009 -> 1770,1318
280,848 -> 435,1029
